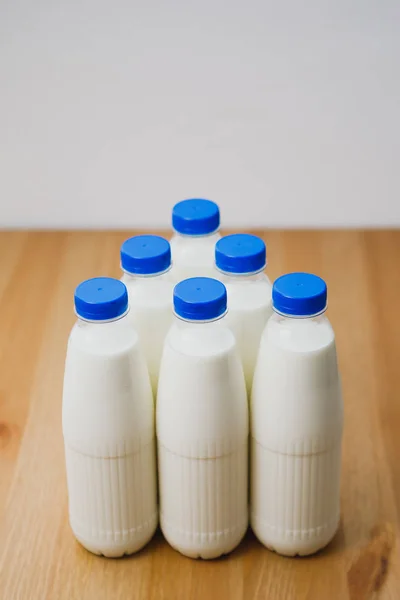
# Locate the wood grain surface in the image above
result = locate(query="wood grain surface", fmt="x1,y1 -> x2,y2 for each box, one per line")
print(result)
0,230 -> 399,600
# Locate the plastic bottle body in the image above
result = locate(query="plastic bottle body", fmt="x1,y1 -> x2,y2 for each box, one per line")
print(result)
62,316 -> 157,556
157,317 -> 248,558
170,231 -> 221,282
251,312 -> 343,556
220,271 -> 273,394
121,270 -> 173,395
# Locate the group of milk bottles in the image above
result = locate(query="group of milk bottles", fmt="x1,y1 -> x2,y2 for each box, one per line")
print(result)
62,199 -> 343,559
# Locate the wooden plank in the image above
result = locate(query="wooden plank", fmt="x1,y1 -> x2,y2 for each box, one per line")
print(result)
0,230 -> 398,599
0,232 -> 68,517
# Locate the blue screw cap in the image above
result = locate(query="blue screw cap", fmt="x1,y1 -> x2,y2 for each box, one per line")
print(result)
172,199 -> 220,235
121,235 -> 171,275
173,277 -> 227,321
74,277 -> 128,321
215,233 -> 266,274
272,273 -> 327,317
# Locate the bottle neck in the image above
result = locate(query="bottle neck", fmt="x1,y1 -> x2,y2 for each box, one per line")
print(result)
76,311 -> 129,326
173,312 -> 227,327
121,268 -> 171,281
272,308 -> 327,322
217,269 -> 267,283
173,229 -> 220,239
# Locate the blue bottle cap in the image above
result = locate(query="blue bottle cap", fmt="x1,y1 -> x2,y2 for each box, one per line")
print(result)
121,235 -> 171,275
172,199 -> 220,235
272,273 -> 327,317
215,233 -> 266,274
174,277 -> 227,321
74,277 -> 128,321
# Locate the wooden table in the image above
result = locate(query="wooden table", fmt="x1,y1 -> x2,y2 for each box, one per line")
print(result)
0,230 -> 399,600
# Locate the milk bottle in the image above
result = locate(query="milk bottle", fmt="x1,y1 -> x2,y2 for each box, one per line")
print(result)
215,234 -> 272,394
121,235 -> 173,395
62,277 -> 157,557
157,277 -> 248,559
251,273 -> 343,556
169,199 -> 221,282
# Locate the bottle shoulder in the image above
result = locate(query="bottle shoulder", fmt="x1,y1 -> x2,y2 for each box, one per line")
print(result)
68,318 -> 139,356
166,319 -> 236,358
264,313 -> 335,353
122,274 -> 173,307
224,273 -> 272,310
170,232 -> 221,256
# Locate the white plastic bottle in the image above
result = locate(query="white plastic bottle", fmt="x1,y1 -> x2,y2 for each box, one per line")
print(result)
215,234 -> 272,394
251,273 -> 343,556
62,277 -> 157,557
121,235 -> 173,395
157,277 -> 248,559
169,198 -> 221,282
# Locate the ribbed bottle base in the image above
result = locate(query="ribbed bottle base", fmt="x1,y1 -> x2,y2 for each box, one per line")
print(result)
71,513 -> 158,557
161,517 -> 248,559
251,513 -> 339,556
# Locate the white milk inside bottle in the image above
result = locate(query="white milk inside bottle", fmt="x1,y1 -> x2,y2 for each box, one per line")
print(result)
169,198 -> 221,282
121,235 -> 173,395
62,277 -> 157,557
215,234 -> 272,394
157,277 -> 248,559
251,273 -> 343,556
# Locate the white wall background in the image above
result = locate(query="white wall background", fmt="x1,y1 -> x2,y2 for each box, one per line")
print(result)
0,0 -> 399,228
